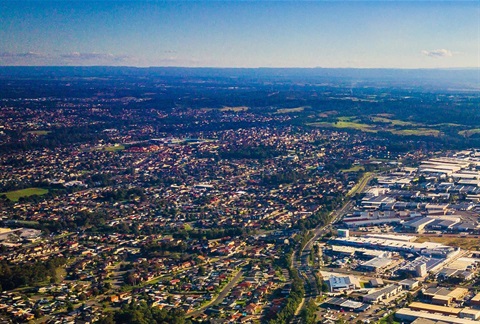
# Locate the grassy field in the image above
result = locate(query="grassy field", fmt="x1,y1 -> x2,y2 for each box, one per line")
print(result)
9,220 -> 39,226
391,128 -> 441,137
220,106 -> 249,112
1,187 -> 49,201
434,123 -> 462,127
459,129 -> 480,137
27,130 -> 51,135
103,144 -> 125,152
371,117 -> 421,127
276,107 -> 306,114
416,236 -> 480,250
309,121 -> 377,132
341,165 -> 365,173
308,115 -> 446,137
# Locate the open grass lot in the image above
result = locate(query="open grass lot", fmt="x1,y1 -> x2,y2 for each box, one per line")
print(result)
416,236 -> 480,251
341,165 -> 365,173
27,130 -> 51,135
1,187 -> 49,201
103,144 -> 125,152
371,116 -> 422,127
275,106 -> 306,114
310,120 -> 444,137
459,129 -> 480,137
9,220 -> 39,226
90,144 -> 125,152
390,128 -> 441,137
328,121 -> 375,132
220,106 -> 249,112
308,121 -> 377,132
434,123 -> 462,127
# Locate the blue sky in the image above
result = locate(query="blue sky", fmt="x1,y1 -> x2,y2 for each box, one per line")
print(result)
0,1 -> 479,68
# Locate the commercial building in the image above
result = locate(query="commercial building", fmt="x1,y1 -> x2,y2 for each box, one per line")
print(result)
422,287 -> 469,306
358,256 -> 393,273
396,308 -> 479,324
327,275 -> 360,292
469,293 -> 480,308
332,235 -> 457,258
409,302 -> 461,316
399,279 -> 420,291
403,217 -> 436,233
323,297 -> 368,312
459,309 -> 480,320
362,284 -> 402,304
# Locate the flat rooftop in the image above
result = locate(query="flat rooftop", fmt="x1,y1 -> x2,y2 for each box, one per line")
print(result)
409,302 -> 461,315
396,308 -> 478,324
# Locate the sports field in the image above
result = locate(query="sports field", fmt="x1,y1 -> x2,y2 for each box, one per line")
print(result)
1,188 -> 49,201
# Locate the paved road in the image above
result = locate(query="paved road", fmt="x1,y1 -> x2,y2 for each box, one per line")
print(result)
291,172 -> 375,322
347,172 -> 374,198
187,269 -> 244,317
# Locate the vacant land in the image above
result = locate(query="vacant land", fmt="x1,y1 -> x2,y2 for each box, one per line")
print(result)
90,144 -> 125,152
27,130 -> 51,135
341,165 -> 365,173
308,121 -> 376,132
459,129 -> 480,137
276,106 -> 306,114
103,144 -> 125,152
416,236 -> 480,250
391,128 -> 441,137
371,117 -> 421,127
220,106 -> 249,112
1,188 -> 49,201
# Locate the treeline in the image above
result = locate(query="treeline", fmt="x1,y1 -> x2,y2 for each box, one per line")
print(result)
96,301 -> 189,324
300,300 -> 318,324
268,253 -> 304,324
101,187 -> 146,201
37,210 -> 109,233
0,257 -> 66,290
141,240 -> 188,257
267,195 -> 344,322
295,207 -> 337,232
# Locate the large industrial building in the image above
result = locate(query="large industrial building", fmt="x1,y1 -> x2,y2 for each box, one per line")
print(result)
362,284 -> 403,304
422,287 -> 469,306
358,255 -> 393,273
323,297 -> 370,312
395,300 -> 480,324
331,234 -> 459,258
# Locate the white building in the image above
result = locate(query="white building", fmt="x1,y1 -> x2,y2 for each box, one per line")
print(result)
327,275 -> 360,292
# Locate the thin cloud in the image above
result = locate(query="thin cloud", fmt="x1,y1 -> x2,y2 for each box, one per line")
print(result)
0,51 -> 45,59
60,52 -> 132,62
421,49 -> 453,58
154,56 -> 203,67
0,51 -> 140,66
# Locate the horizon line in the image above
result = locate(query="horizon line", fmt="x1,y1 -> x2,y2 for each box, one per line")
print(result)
0,65 -> 479,70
